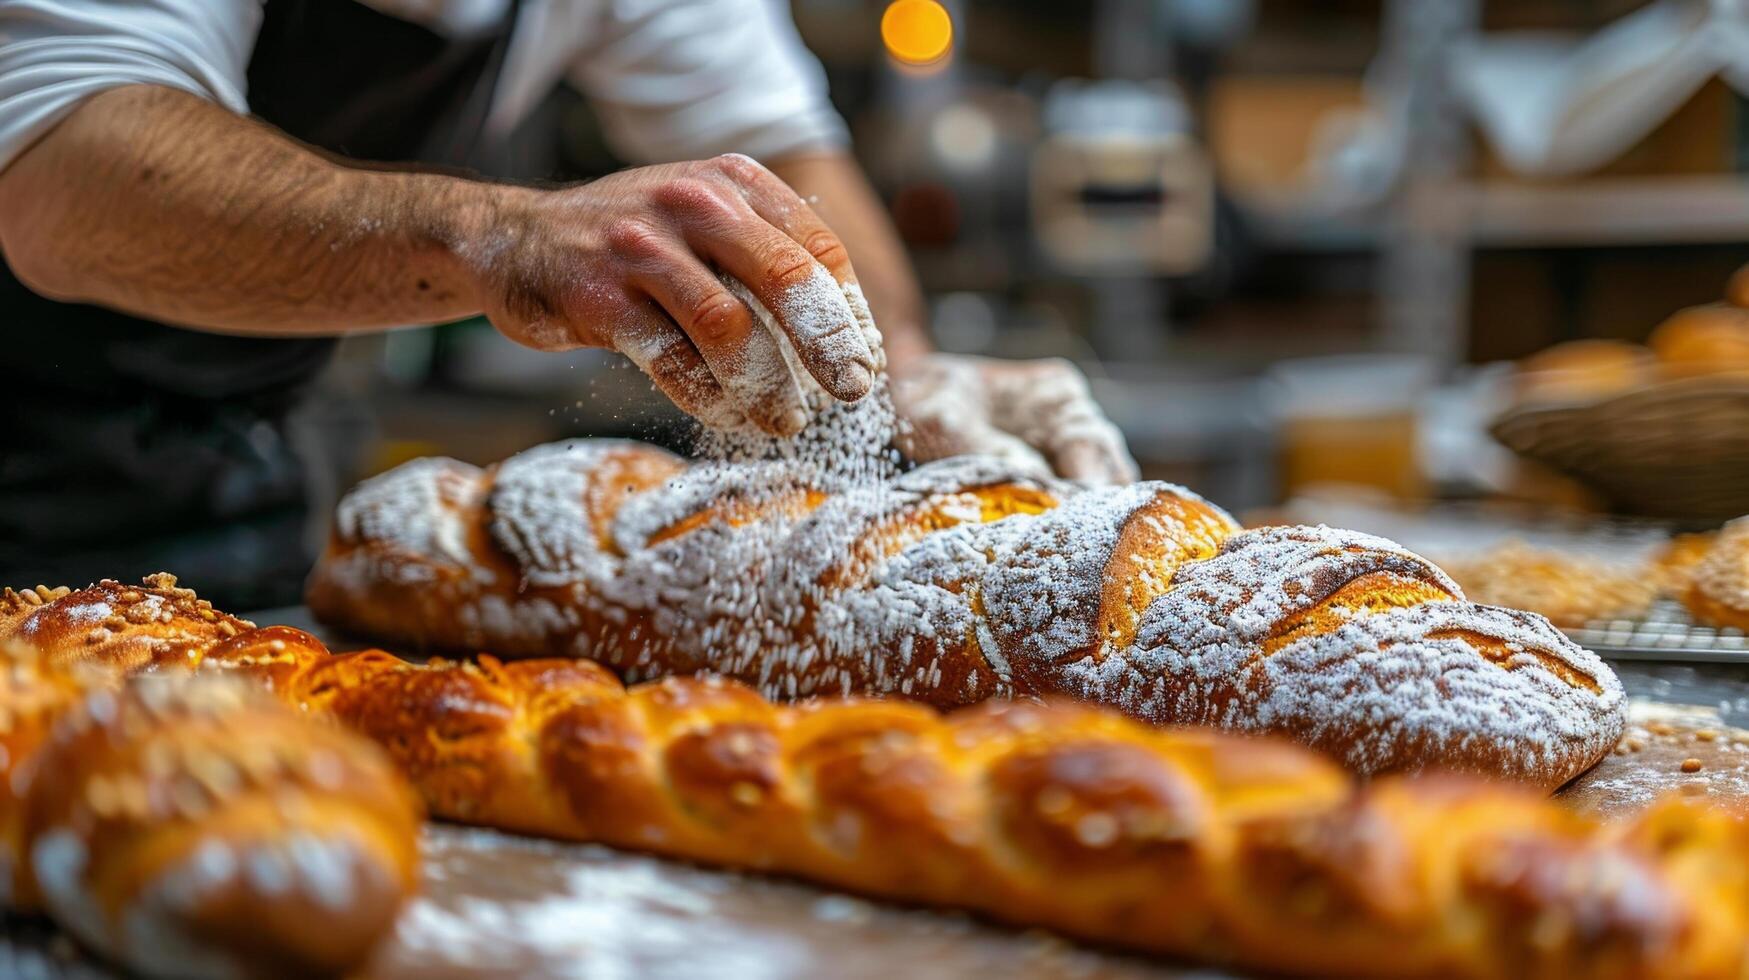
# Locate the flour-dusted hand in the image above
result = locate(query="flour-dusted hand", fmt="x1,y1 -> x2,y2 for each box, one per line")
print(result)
891,353 -> 1139,484
456,154 -> 878,435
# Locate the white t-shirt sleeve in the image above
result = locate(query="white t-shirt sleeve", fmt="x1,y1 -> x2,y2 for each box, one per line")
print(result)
0,0 -> 259,172
570,0 -> 849,164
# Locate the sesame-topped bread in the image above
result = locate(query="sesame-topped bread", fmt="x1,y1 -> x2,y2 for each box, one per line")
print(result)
0,637 -> 420,979
304,439 -> 1624,789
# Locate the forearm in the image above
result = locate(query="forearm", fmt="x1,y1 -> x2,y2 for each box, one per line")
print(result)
0,84 -> 500,335
768,152 -> 932,370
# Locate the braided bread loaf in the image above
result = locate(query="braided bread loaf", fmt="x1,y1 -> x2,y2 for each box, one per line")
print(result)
0,626 -> 420,977
7,576 -> 1746,979
308,440 -> 1624,788
169,623 -> 1744,980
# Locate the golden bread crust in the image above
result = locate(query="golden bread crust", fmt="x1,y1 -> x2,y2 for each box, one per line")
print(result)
195,629 -> 1741,980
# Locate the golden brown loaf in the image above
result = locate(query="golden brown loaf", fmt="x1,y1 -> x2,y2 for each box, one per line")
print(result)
11,576 -> 1749,979
171,625 -> 1748,980
307,441 -> 1625,788
0,616 -> 421,978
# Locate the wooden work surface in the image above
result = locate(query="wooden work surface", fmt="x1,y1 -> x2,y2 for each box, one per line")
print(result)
6,607 -> 1749,980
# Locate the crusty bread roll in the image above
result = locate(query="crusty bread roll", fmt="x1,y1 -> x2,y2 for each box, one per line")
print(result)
13,576 -> 1749,979
1436,541 -> 1658,628
1655,531 -> 1717,598
1682,518 -> 1749,631
307,441 -> 1625,788
1648,304 -> 1749,379
0,616 -> 420,978
1512,339 -> 1652,406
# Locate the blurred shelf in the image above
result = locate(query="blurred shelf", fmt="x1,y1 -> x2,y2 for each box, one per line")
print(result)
1464,176 -> 1749,247
1238,175 -> 1749,251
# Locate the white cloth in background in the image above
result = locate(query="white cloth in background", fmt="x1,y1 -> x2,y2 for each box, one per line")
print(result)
0,0 -> 848,172
1311,0 -> 1749,199
1451,0 -> 1749,177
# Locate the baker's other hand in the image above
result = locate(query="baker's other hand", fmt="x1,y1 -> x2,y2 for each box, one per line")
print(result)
891,353 -> 1139,485
456,154 -> 877,435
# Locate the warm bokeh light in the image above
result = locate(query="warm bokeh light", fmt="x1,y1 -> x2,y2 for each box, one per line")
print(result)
881,0 -> 954,66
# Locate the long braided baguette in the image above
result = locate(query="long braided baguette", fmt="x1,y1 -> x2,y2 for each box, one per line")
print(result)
0,609 -> 421,978
194,618 -> 1749,979
8,576 -> 1748,979
307,441 -> 1625,787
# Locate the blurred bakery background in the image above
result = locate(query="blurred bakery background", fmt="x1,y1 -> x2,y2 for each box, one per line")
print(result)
307,0 -> 1749,637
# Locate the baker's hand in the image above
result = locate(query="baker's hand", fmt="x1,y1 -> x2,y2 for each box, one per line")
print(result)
457,154 -> 877,435
891,353 -> 1139,485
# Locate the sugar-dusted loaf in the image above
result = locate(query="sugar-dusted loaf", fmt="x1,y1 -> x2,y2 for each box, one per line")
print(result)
306,441 -> 1624,788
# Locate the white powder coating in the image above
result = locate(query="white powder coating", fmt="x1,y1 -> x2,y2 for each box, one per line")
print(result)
491,439 -> 655,589
1567,701 -> 1749,816
394,829 -> 813,980
979,484 -> 1164,672
1089,524 -> 1626,779
59,602 -> 112,625
697,274 -> 898,493
891,354 -> 1139,482
334,456 -> 490,587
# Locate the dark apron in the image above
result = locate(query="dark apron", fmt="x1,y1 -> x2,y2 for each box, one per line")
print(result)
0,0 -> 518,608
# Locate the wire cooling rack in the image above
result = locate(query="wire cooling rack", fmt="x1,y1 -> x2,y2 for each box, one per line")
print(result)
1564,600 -> 1749,664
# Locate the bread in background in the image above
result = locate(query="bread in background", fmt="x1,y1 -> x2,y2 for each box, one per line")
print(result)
1437,541 -> 1656,628
1683,518 -> 1749,631
1653,531 -> 1717,597
1512,339 -> 1652,406
1726,261 -> 1749,309
1648,304 -> 1749,379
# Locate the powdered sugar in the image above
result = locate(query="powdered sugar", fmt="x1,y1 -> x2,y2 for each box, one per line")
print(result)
333,457 -> 489,586
696,274 -> 899,492
492,440 -> 658,588
1077,525 -> 1627,782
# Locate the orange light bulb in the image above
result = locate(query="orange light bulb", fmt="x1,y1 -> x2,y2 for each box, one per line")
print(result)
881,0 -> 954,66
